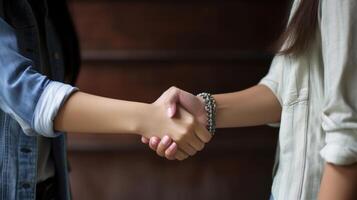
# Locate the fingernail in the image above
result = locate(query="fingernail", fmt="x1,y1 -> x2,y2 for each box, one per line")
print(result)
162,136 -> 170,145
151,138 -> 159,146
167,143 -> 177,154
169,142 -> 177,150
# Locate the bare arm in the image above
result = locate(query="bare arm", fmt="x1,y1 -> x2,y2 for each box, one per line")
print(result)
54,92 -> 150,134
54,91 -> 211,158
142,85 -> 281,160
214,84 -> 281,128
318,163 -> 357,200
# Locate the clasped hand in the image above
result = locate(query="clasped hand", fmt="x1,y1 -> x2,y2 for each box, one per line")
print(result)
141,87 -> 211,161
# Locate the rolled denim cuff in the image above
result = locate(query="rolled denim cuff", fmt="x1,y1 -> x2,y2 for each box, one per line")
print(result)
33,81 -> 78,137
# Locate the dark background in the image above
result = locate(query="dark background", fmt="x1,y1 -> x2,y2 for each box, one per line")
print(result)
66,0 -> 291,199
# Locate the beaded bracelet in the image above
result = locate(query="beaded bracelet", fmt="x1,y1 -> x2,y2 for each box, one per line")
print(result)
197,93 -> 216,135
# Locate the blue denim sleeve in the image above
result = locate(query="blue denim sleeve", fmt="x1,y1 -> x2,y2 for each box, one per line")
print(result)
0,18 -> 77,137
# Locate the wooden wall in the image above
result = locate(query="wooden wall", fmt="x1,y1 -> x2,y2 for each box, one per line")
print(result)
67,0 -> 290,199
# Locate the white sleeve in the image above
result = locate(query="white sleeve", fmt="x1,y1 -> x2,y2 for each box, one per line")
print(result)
319,0 -> 357,165
258,56 -> 285,127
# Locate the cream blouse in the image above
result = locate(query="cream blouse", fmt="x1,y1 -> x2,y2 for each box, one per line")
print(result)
259,0 -> 357,199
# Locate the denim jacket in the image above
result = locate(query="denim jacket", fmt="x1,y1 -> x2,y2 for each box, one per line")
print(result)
0,0 -> 80,199
259,0 -> 357,199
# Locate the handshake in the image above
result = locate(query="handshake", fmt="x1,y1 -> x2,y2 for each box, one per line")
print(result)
140,87 -> 213,161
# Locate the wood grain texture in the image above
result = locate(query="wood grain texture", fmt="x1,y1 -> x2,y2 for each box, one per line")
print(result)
69,149 -> 276,200
69,0 -> 289,51
74,61 -> 269,101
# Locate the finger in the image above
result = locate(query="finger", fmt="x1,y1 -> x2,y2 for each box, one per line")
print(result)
165,88 -> 179,118
195,123 -> 212,143
165,143 -> 178,160
167,104 -> 177,118
154,86 -> 179,108
178,143 -> 197,156
189,133 -> 205,152
175,149 -> 189,161
173,108 -> 199,155
149,137 -> 160,151
141,136 -> 149,144
177,90 -> 205,118
156,136 -> 173,157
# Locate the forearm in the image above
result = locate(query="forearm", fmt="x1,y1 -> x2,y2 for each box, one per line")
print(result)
213,85 -> 281,128
318,163 -> 357,200
55,91 -> 211,156
54,91 -> 151,135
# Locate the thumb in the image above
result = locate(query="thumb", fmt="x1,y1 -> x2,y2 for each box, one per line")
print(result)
178,90 -> 205,116
167,103 -> 177,118
164,87 -> 180,118
155,87 -> 181,118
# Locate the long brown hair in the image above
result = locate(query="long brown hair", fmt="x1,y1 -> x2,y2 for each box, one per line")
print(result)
277,0 -> 320,55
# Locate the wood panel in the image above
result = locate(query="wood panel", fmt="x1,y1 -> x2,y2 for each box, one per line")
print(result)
75,61 -> 269,101
69,0 -> 289,52
69,150 -> 276,200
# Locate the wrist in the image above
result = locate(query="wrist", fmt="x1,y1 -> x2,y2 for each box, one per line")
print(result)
197,92 -> 217,135
196,96 -> 208,125
134,103 -> 159,137
111,101 -> 155,136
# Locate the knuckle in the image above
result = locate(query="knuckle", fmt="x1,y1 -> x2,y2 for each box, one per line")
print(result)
157,149 -> 165,157
181,130 -> 189,137
180,130 -> 190,138
203,138 -> 209,143
198,144 -> 205,151
165,150 -> 174,158
204,134 -> 212,143
187,148 -> 196,156
165,153 -> 173,159
176,155 -> 183,161
149,143 -> 156,151
176,134 -> 185,142
165,151 -> 173,159
187,115 -> 195,124
169,86 -> 178,93
185,123 -> 195,133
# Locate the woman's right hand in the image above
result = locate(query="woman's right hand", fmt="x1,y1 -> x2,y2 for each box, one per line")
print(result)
141,87 -> 208,160
139,102 -> 211,159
